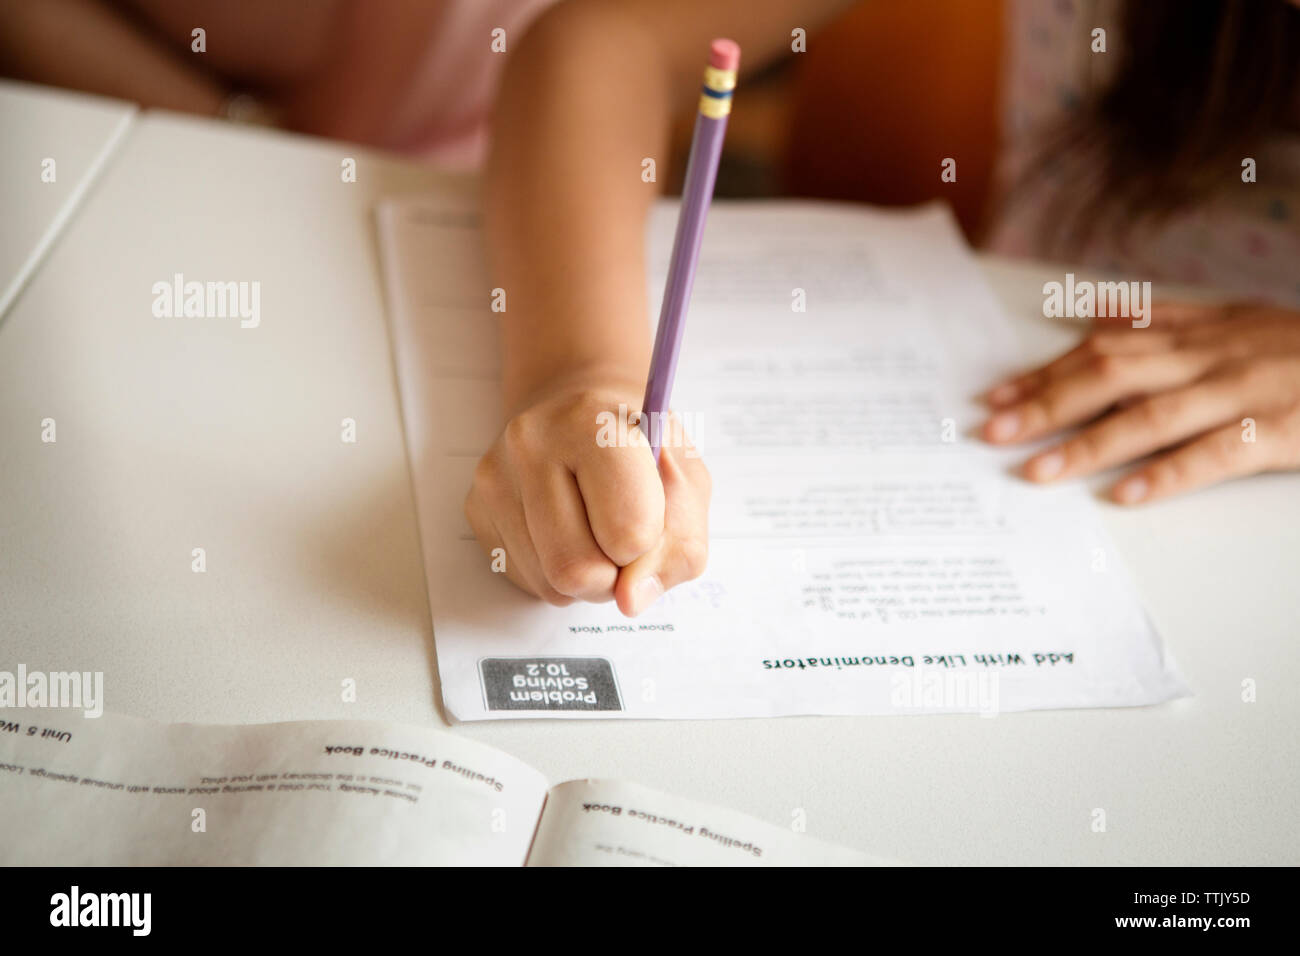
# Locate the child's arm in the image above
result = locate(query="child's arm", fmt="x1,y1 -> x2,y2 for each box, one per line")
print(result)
469,0 -> 851,615
0,0 -> 227,113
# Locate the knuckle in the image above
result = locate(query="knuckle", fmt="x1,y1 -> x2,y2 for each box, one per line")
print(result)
611,515 -> 663,558
558,388 -> 614,428
1034,390 -> 1065,424
1160,453 -> 1192,487
678,536 -> 709,579
502,415 -> 536,458
664,449 -> 712,497
1246,358 -> 1282,392
1088,352 -> 1125,381
1069,428 -> 1107,465
545,554 -> 606,596
472,450 -> 504,490
1133,395 -> 1179,433
572,387 -> 611,414
1206,430 -> 1239,468
540,588 -> 575,608
1222,358 -> 1271,393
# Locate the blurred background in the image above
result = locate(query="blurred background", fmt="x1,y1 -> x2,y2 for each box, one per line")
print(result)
1,0 -> 1003,243
5,0 -> 1296,302
682,0 -> 1002,244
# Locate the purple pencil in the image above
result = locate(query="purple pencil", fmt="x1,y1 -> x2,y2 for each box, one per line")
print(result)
640,38 -> 740,461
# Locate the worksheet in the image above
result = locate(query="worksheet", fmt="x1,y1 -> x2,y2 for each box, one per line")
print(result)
377,195 -> 1189,721
0,709 -> 876,865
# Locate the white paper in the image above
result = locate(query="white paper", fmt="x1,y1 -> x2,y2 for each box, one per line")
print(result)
377,195 -> 1189,721
0,709 -> 548,865
528,779 -> 886,867
0,709 -> 875,866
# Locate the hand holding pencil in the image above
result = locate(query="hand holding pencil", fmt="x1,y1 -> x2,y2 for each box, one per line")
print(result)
467,41 -> 738,617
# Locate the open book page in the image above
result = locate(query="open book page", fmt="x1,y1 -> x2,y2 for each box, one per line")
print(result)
377,195 -> 1188,721
0,709 -> 548,865
527,779 -> 885,866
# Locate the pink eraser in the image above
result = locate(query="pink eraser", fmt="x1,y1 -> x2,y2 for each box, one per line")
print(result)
709,38 -> 740,72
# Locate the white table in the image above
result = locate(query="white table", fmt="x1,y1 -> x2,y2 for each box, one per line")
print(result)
0,80 -> 135,317
3,101 -> 1297,865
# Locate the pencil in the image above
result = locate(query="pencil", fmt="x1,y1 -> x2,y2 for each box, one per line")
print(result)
640,38 -> 740,460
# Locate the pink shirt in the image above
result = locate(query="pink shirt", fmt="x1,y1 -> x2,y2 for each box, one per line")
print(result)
389,0 -> 556,169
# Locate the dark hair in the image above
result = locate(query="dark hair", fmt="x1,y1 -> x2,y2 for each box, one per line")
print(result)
1027,0 -> 1300,254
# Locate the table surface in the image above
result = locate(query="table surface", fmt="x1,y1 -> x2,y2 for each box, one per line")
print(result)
0,81 -> 135,316
2,91 -> 1297,866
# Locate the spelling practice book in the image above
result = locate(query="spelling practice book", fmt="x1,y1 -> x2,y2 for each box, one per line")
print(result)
0,710 -> 882,866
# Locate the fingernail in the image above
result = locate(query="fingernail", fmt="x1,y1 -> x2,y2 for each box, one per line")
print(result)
1026,450 -> 1064,481
985,411 -> 1021,442
1114,477 -> 1148,504
630,574 -> 664,615
987,382 -> 1020,405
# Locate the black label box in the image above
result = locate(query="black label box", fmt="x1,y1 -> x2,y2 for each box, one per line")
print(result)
480,658 -> 623,712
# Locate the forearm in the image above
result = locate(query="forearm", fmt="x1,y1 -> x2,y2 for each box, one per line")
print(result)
485,3 -> 674,413
0,0 -> 225,113
485,0 -> 854,415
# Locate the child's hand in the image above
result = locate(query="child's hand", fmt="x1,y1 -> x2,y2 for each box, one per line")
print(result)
981,302 -> 1300,504
464,383 -> 711,616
